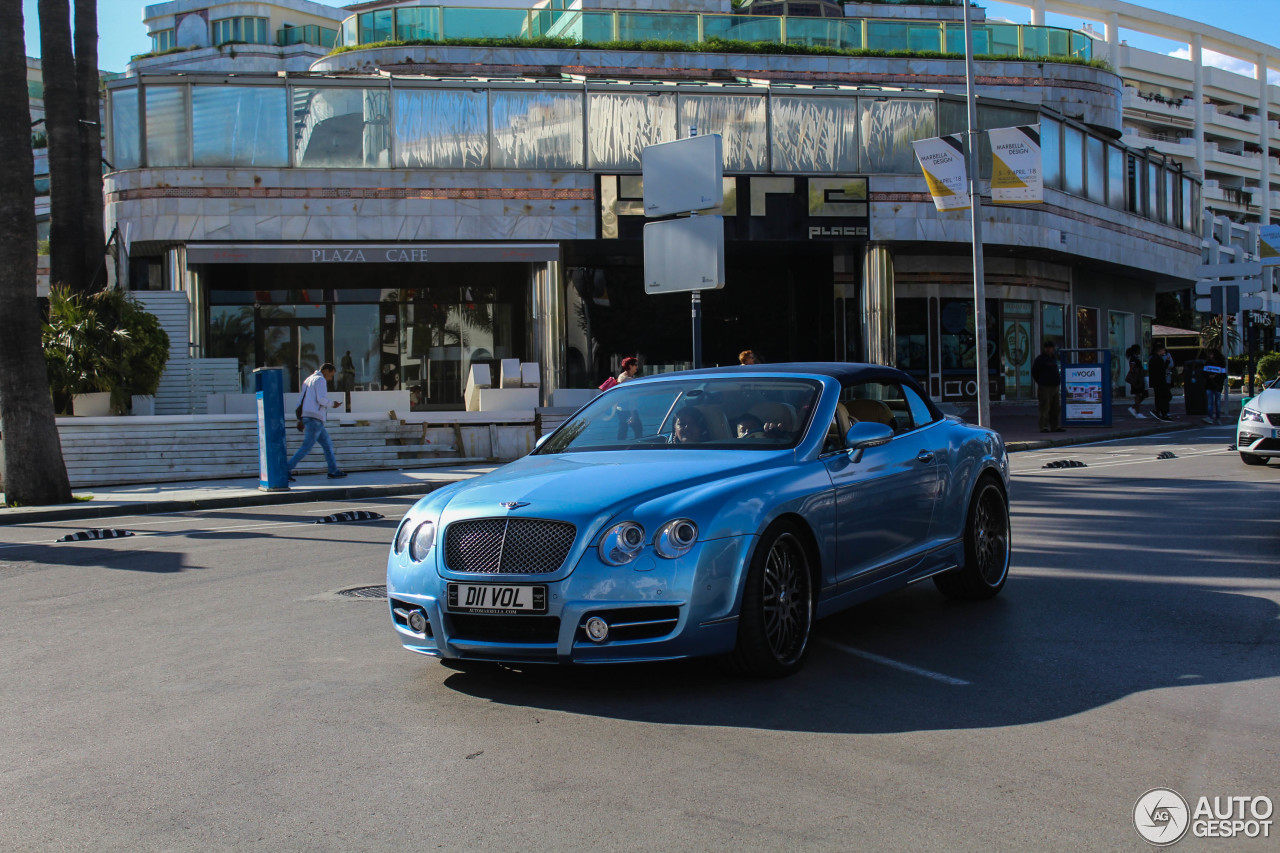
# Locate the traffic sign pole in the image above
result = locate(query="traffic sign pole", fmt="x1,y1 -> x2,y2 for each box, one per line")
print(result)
691,291 -> 703,369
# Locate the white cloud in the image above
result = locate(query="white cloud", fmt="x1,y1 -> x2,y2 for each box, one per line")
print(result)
1168,46 -> 1280,85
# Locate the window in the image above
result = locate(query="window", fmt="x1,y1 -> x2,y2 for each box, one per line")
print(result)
1086,135 -> 1105,203
1147,161 -> 1159,219
212,17 -> 269,45
839,381 -> 910,436
1041,117 -> 1060,189
902,385 -> 937,431
1107,145 -> 1124,208
1063,124 -> 1084,196
1076,306 -> 1099,363
1181,176 -> 1194,232
151,29 -> 175,53
1126,153 -> 1141,214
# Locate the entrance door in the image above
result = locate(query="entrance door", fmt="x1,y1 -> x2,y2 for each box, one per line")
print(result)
258,314 -> 331,393
1002,301 -> 1034,399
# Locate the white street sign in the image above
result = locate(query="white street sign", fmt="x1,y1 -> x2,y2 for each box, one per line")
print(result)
1195,294 -> 1271,312
643,215 -> 725,294
1196,261 -> 1262,279
1195,279 -> 1264,296
642,135 -> 724,218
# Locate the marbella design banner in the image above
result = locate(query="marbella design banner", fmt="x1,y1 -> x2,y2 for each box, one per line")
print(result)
911,134 -> 970,211
1259,224 -> 1280,266
988,125 -> 1043,203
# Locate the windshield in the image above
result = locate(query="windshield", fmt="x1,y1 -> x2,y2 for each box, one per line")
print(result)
536,377 -> 823,454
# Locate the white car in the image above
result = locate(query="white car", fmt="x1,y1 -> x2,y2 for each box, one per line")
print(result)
1238,378 -> 1280,465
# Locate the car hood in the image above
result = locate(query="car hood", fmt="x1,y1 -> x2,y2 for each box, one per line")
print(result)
1246,387 -> 1280,413
434,450 -> 786,530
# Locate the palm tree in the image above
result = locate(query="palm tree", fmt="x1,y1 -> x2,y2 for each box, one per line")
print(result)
0,2 -> 72,505
75,0 -> 105,292
38,0 -> 86,293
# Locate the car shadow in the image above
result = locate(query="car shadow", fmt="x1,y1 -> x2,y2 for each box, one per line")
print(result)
439,472 -> 1280,734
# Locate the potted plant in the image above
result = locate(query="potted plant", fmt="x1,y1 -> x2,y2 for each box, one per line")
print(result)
43,286 -> 170,415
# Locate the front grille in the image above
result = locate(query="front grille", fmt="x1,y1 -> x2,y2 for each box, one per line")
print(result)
444,518 -> 576,574
1256,438 -> 1280,451
447,614 -> 561,644
1268,413 -> 1280,426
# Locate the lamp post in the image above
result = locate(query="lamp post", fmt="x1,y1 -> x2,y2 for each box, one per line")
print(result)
963,0 -> 991,428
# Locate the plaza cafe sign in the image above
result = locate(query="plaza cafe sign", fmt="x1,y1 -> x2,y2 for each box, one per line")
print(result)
184,243 -> 560,265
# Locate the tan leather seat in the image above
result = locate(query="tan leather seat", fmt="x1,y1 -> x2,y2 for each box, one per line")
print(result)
845,398 -> 894,427
691,405 -> 731,441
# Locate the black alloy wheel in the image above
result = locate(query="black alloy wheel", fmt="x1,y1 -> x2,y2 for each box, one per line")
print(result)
730,522 -> 814,677
934,478 -> 1010,600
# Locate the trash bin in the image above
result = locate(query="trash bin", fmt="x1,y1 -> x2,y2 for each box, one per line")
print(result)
1182,358 -> 1207,416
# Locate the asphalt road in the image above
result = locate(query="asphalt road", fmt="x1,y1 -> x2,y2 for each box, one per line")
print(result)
0,427 -> 1276,852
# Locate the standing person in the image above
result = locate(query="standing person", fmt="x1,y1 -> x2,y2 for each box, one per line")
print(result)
1125,344 -> 1148,419
611,356 -> 642,440
1148,344 -> 1173,422
289,363 -> 346,479
739,350 -> 757,365
339,350 -> 356,392
1031,339 -> 1064,433
1203,347 -> 1228,425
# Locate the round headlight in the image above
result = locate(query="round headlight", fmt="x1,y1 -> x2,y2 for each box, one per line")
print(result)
598,521 -> 646,566
654,518 -> 698,559
409,521 -> 436,561
394,518 -> 414,554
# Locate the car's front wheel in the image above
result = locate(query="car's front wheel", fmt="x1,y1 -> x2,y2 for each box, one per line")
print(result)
730,521 -> 814,678
1240,452 -> 1271,466
934,477 -> 1010,600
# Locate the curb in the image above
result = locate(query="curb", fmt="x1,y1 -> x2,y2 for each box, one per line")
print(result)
0,482 -> 450,527
1004,419 -> 1201,453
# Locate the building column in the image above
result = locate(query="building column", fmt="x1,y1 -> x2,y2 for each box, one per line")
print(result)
859,244 -> 895,367
1105,12 -> 1119,50
1192,34 -> 1206,178
1030,0 -> 1046,26
1260,53 -> 1272,226
531,260 -> 565,407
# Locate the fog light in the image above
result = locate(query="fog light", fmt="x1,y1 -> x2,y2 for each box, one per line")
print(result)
408,609 -> 429,634
584,616 -> 609,643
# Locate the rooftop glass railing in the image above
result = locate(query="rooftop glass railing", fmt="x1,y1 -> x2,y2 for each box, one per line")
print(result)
334,5 -> 1092,61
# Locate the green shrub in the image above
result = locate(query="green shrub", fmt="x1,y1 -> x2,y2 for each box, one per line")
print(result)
328,35 -> 1111,70
1257,351 -> 1280,382
43,286 -> 170,414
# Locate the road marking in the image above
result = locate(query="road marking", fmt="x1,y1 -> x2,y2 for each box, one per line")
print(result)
820,639 -> 970,686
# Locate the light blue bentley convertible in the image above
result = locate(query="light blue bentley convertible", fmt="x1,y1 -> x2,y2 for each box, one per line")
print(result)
387,363 -> 1010,676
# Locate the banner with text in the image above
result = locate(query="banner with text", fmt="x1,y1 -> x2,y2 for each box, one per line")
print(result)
989,125 -> 1043,204
912,134 -> 970,212
1260,224 -> 1280,266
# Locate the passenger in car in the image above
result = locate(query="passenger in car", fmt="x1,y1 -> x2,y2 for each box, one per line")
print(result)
733,413 -> 788,440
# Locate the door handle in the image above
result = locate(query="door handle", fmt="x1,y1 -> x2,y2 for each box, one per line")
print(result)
917,450 -> 935,464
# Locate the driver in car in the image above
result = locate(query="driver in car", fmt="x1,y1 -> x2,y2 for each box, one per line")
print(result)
671,406 -> 709,444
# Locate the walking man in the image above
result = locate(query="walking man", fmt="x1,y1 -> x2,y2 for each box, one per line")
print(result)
1031,339 -> 1064,433
289,363 -> 346,479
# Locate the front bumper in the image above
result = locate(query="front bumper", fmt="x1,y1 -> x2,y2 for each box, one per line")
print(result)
1237,422 -> 1280,457
386,535 -> 756,664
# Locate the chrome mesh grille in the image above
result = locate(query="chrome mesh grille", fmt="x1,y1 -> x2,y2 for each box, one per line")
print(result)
444,518 -> 577,574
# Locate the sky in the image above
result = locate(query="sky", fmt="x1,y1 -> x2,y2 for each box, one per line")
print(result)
18,0 -> 1280,74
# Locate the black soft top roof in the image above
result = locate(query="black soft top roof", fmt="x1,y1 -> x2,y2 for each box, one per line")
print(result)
628,362 -> 942,419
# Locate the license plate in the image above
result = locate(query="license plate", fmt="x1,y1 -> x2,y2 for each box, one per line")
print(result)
447,583 -> 546,614
1273,428 -> 1280,439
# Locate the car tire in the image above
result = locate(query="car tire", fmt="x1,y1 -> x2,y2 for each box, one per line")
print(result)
934,477 -> 1010,601
728,520 -> 814,678
1240,452 -> 1270,466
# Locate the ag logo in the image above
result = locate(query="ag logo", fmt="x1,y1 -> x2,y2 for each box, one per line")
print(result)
1134,788 -> 1190,845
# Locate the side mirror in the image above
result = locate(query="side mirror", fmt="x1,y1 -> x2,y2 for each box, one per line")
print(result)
534,433 -> 552,449
844,422 -> 893,462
